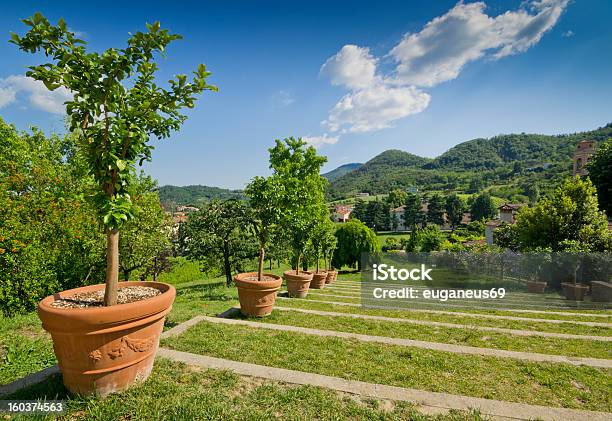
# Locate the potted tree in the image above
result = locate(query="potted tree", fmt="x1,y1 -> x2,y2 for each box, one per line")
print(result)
237,176 -> 283,316
522,252 -> 549,293
559,241 -> 589,301
284,234 -> 315,297
12,14 -> 216,396
269,138 -> 327,297
308,216 -> 334,288
321,221 -> 338,284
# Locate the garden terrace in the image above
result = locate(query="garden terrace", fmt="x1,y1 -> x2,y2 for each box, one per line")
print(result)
3,265 -> 610,420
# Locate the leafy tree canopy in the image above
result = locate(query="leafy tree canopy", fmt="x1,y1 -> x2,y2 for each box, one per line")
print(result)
587,138 -> 612,215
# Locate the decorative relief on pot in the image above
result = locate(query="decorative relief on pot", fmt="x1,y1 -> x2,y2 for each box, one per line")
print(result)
124,335 -> 155,353
257,295 -> 272,304
107,335 -> 156,359
89,350 -> 102,363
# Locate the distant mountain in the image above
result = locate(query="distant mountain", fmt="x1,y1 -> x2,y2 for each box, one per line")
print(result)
157,185 -> 245,207
427,125 -> 612,171
322,163 -> 363,181
327,150 -> 436,198
327,123 -> 612,199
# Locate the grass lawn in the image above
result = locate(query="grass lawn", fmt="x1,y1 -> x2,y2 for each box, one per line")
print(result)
7,359 -> 485,420
0,313 -> 55,386
376,231 -> 410,247
230,310 -> 611,359
161,320 -> 612,412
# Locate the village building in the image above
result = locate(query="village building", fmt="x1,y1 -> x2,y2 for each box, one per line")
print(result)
176,205 -> 200,213
573,139 -> 596,176
332,204 -> 353,223
485,203 -> 525,245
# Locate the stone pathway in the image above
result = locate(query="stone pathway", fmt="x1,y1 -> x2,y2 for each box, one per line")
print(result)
157,347 -> 611,421
205,313 -> 610,368
274,300 -> 612,342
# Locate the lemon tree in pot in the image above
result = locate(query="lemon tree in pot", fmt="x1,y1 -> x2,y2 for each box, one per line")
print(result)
321,221 -> 338,284
308,216 -> 335,288
239,176 -> 284,316
12,14 -> 216,396
559,241 -> 589,301
269,138 -> 328,297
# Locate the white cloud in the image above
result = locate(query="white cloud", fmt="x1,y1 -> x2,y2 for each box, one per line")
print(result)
0,87 -> 16,108
303,133 -> 339,148
562,30 -> 574,37
274,90 -> 295,106
0,75 -> 72,114
320,45 -> 378,90
324,84 -> 430,133
390,0 -> 568,87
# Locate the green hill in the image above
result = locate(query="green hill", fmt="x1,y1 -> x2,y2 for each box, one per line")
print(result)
322,163 -> 363,181
157,185 -> 245,207
326,150 -> 437,198
327,123 -> 612,200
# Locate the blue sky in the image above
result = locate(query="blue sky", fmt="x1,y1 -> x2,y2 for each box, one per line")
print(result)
1,0 -> 611,188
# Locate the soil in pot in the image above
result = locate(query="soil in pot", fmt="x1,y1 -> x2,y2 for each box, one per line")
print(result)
38,281 -> 176,397
284,270 -> 313,298
526,281 -> 547,294
234,272 -> 282,317
561,282 -> 589,301
325,270 -> 337,284
310,271 -> 328,289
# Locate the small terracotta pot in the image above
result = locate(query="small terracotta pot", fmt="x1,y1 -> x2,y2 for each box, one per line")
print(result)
325,270 -> 338,284
561,282 -> 588,301
234,272 -> 282,317
37,281 -> 175,397
310,271 -> 328,289
284,270 -> 313,298
527,280 -> 547,293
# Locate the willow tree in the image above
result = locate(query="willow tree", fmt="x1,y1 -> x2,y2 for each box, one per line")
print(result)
12,13 -> 217,305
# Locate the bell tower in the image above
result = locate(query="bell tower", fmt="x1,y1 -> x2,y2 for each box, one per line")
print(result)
573,140 -> 596,177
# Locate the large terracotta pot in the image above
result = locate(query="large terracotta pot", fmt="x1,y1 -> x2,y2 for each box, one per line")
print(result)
234,272 -> 282,317
310,271 -> 328,289
527,280 -> 547,293
561,282 -> 588,301
325,270 -> 338,284
284,270 -> 312,298
37,281 -> 175,397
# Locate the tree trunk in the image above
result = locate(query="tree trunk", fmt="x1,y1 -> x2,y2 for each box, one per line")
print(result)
316,256 -> 319,273
295,254 -> 300,275
123,269 -> 130,281
258,245 -> 265,281
104,229 -> 119,306
269,258 -> 273,271
223,244 -> 232,287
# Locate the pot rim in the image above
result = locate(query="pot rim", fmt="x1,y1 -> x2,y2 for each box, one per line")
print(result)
38,281 -> 176,331
284,270 -> 313,281
234,272 -> 282,288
